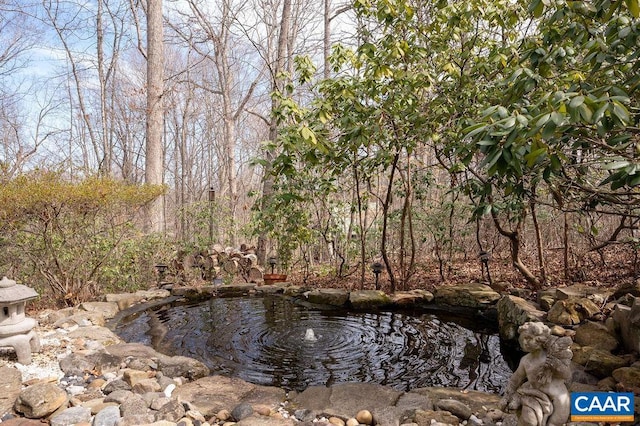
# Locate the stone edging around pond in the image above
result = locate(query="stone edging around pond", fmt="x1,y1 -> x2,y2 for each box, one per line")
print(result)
0,281 -> 639,426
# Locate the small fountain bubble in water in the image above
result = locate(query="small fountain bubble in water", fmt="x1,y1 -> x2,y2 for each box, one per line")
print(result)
304,328 -> 318,342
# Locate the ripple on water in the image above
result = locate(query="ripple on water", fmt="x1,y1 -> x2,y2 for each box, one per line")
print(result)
114,296 -> 512,392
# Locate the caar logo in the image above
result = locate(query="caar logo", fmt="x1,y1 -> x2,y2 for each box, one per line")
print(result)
571,392 -> 635,422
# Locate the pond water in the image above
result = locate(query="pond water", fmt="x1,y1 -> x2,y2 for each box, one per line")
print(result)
113,295 -> 513,392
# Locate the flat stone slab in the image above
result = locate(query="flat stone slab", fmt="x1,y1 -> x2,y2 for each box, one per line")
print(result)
215,284 -> 256,297
290,382 -> 402,419
409,387 -> 501,416
434,284 -> 500,308
173,375 -> 286,418
0,366 -> 22,417
305,288 -> 349,307
349,290 -> 392,310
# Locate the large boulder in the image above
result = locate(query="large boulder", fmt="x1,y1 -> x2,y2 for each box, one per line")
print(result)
612,366 -> 640,392
215,283 -> 256,297
434,284 -> 500,309
306,288 -> 350,307
546,298 -> 600,325
611,297 -> 640,353
105,342 -> 210,380
349,290 -> 392,310
79,301 -> 120,319
391,290 -> 434,307
290,382 -> 402,421
574,321 -> 618,352
496,295 -> 545,341
173,375 -> 285,418
14,383 -> 68,418
556,284 -> 612,305
571,346 -> 628,379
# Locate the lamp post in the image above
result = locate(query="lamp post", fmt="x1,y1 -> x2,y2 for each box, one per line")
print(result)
371,261 -> 383,290
268,256 -> 277,274
155,263 -> 168,284
479,250 -> 492,285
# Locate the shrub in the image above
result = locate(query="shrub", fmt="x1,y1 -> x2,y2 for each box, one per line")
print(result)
0,171 -> 166,306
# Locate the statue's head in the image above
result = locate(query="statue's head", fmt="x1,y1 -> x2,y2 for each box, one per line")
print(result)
518,321 -> 550,352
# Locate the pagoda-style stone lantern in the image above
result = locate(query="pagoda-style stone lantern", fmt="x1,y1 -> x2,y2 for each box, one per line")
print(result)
0,276 -> 40,364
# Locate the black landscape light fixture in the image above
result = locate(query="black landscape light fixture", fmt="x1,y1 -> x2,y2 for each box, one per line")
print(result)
155,263 -> 168,284
479,250 -> 492,285
371,261 -> 383,290
268,256 -> 278,274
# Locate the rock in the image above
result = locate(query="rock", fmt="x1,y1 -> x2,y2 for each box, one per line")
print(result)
236,416 -> 295,425
104,293 -> 145,311
123,369 -> 152,387
414,409 -> 459,426
79,301 -> 120,319
66,326 -> 123,346
556,284 -> 612,303
305,288 -> 350,307
135,289 -> 171,300
114,413 -> 155,425
574,321 -> 618,352
132,378 -> 162,394
157,355 -> 210,381
408,387 -> 500,416
215,284 -> 255,297
391,290 -> 434,307
14,383 -> 67,418
435,399 -> 471,420
613,280 -> 640,299
611,298 -> 640,353
49,406 -> 92,426
103,380 -> 131,394
118,393 -> 149,417
291,382 -> 402,420
612,366 -> 640,391
105,343 -> 210,381
155,399 -> 186,422
547,298 -> 600,325
349,290 -> 392,310
0,419 -> 47,426
537,289 -> 556,311
173,375 -> 285,418
434,284 -> 500,309
0,367 -> 22,417
231,402 -> 254,421
59,353 -> 98,376
573,347 -> 628,378
356,409 -> 373,425
346,419 -> 359,426
496,296 -> 545,341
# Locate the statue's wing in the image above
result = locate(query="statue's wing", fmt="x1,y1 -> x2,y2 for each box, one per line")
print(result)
547,336 -> 573,360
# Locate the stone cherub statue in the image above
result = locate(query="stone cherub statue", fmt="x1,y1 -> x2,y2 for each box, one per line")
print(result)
498,322 -> 573,426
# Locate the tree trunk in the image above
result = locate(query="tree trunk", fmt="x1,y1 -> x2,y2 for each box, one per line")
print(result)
257,0 -> 292,264
491,209 -> 541,289
145,0 -> 165,233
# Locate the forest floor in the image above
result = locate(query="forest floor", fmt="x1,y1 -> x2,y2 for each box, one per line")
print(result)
292,245 -> 639,294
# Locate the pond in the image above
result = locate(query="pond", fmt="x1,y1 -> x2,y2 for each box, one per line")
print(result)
113,295 -> 514,392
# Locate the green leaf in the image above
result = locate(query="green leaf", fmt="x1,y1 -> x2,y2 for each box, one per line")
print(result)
525,147 -> 547,167
569,96 -> 584,109
602,160 -> 630,170
625,0 -> 640,17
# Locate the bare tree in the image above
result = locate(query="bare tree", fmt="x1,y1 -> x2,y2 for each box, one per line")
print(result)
146,0 -> 165,232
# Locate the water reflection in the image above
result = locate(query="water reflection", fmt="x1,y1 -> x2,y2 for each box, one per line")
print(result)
114,296 -> 512,392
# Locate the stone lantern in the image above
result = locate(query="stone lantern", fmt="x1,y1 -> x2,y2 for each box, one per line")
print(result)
0,276 -> 40,364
